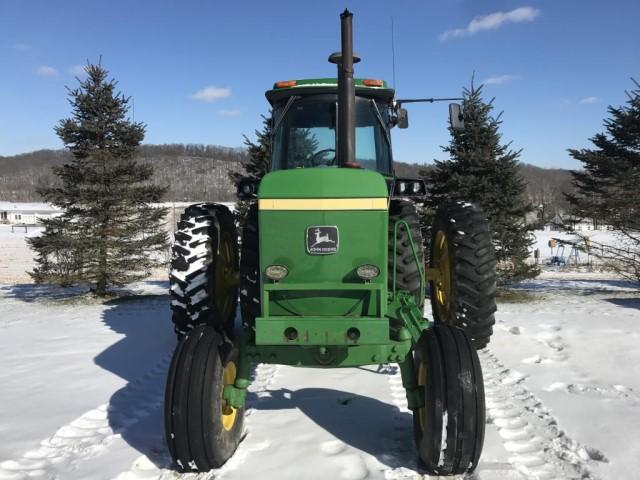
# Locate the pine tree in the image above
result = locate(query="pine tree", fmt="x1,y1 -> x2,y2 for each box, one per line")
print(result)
28,62 -> 169,295
423,81 -> 538,282
566,79 -> 640,281
229,114 -> 272,223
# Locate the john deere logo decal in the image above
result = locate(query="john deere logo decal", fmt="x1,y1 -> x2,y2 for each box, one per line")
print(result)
306,226 -> 339,255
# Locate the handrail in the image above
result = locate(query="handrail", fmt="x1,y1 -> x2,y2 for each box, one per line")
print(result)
392,219 -> 425,305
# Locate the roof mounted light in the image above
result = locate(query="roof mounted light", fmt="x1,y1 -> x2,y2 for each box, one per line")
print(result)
275,80 -> 297,88
362,79 -> 383,87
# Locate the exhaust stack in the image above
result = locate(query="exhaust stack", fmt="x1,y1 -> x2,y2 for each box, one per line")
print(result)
336,9 -> 356,167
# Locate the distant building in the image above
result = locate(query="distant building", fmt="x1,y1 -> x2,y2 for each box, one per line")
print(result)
0,202 -> 61,225
543,214 -> 612,232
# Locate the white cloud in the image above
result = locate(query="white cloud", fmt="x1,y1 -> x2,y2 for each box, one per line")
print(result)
36,65 -> 58,77
191,85 -> 231,102
579,96 -> 599,104
69,64 -> 87,76
217,109 -> 241,117
483,74 -> 520,86
440,6 -> 540,41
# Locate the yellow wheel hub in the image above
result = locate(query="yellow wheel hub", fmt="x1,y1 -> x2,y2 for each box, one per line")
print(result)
221,361 -> 238,431
432,230 -> 452,322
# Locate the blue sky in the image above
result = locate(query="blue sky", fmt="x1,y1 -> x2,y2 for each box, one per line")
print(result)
1,0 -> 639,169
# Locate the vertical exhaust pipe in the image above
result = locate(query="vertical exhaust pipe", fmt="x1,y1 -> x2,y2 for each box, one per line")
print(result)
337,9 -> 356,166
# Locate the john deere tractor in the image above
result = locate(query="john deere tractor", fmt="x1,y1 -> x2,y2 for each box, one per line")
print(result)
165,10 -> 496,476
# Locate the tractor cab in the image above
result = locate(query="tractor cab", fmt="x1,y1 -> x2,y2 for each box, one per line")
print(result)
266,78 -> 395,176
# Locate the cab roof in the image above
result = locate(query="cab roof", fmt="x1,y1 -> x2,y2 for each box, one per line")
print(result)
265,77 -> 395,105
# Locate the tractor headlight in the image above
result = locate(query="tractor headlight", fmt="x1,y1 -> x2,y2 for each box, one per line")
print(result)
265,264 -> 288,281
356,264 -> 380,281
393,178 -> 426,197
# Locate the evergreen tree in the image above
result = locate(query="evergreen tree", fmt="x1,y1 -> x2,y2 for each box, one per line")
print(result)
566,79 -> 640,281
566,79 -> 640,231
423,81 -> 538,282
28,62 -> 168,295
229,114 -> 272,223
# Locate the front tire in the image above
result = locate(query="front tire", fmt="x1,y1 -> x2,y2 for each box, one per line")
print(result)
413,325 -> 485,475
164,325 -> 244,471
428,202 -> 497,349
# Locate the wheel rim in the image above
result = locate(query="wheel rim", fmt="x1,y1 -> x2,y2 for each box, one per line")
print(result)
221,361 -> 237,431
432,230 -> 452,322
215,232 -> 236,321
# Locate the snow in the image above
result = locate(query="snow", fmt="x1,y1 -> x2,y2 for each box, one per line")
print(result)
437,411 -> 448,468
0,273 -> 639,479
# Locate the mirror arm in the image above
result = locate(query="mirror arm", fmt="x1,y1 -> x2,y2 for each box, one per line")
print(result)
396,97 -> 463,106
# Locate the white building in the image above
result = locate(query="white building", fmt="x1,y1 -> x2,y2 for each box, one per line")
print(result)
543,214 -> 612,232
0,202 -> 61,225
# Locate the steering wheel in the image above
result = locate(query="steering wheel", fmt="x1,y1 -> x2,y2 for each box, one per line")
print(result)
309,148 -> 336,167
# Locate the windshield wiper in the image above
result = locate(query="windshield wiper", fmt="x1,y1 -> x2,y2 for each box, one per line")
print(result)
272,95 -> 300,135
370,99 -> 391,148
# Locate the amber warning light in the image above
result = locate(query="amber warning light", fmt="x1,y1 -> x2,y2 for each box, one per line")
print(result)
275,80 -> 297,88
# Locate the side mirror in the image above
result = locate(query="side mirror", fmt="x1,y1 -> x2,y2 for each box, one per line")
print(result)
396,108 -> 409,129
237,178 -> 259,199
449,103 -> 464,131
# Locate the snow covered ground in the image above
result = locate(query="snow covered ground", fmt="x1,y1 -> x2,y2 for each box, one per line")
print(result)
0,274 -> 638,480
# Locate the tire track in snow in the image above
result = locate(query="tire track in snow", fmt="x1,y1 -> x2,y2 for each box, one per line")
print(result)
0,353 -> 172,480
382,363 -> 422,480
544,381 -> 640,402
480,349 -> 607,480
113,363 -> 281,480
383,363 -> 524,480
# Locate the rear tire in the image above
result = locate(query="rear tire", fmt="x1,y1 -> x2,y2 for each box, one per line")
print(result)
413,325 -> 485,475
428,202 -> 497,349
389,200 -> 425,307
169,204 -> 239,336
239,203 -> 260,329
164,325 -> 244,471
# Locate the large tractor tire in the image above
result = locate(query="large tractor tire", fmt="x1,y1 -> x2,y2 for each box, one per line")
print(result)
413,325 -> 485,476
170,204 -> 239,337
239,204 -> 260,329
428,202 -> 497,349
389,200 -> 425,307
165,325 -> 245,471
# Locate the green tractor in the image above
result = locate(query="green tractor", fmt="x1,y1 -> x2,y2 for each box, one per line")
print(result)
165,9 -> 497,476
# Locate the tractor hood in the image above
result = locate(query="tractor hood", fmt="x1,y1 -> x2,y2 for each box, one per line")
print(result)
257,168 -> 389,318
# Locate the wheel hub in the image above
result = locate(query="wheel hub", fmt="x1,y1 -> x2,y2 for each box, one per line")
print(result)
221,361 -> 238,431
433,230 -> 452,321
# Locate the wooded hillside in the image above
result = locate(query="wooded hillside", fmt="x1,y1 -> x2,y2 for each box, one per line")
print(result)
0,144 -> 574,216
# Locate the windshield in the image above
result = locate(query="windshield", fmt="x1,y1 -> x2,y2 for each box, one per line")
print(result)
271,95 -> 392,175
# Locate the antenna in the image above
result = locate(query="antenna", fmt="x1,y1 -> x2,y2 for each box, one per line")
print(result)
391,17 -> 397,90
